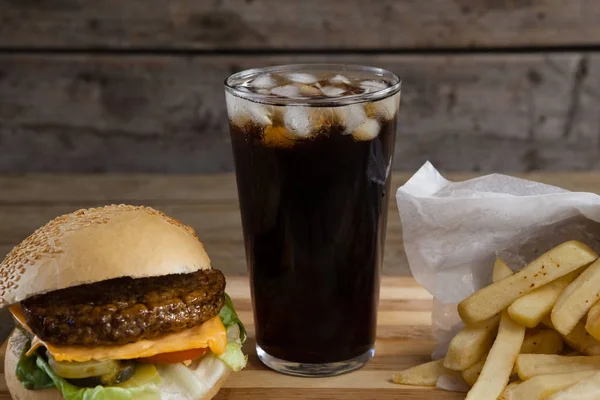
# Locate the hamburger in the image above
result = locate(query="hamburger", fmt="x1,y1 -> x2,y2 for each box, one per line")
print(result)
1,205 -> 247,400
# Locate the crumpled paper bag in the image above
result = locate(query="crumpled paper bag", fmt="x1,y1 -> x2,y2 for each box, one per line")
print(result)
396,162 -> 600,391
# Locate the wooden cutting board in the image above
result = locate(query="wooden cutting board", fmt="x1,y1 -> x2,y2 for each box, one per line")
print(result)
0,276 -> 464,400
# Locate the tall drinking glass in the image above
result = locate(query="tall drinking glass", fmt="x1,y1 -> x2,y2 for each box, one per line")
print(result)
225,65 -> 401,377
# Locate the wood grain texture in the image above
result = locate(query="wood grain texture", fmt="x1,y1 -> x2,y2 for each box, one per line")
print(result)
2,53 -> 600,173
3,172 -> 600,204
0,342 -> 5,373
0,277 -> 463,399
214,388 -> 462,400
2,172 -> 600,278
0,0 -> 597,50
0,180 -> 406,276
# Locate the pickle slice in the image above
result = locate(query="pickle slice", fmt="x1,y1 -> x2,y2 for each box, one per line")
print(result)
116,364 -> 160,388
68,362 -> 136,387
48,355 -> 119,379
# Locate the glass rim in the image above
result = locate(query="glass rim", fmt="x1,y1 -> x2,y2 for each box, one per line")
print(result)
224,63 -> 401,106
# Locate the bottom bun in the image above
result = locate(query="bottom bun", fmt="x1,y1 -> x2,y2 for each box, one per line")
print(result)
5,329 -> 230,400
5,330 -> 60,400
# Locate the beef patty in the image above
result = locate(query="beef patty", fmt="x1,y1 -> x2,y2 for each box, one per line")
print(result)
21,269 -> 226,346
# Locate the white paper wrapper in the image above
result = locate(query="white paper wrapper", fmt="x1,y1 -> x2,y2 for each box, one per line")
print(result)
396,162 -> 600,391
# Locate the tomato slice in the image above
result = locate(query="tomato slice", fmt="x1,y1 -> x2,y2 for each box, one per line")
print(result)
137,348 -> 209,364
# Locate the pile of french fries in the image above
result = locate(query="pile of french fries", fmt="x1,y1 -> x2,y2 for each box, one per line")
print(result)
393,240 -> 600,399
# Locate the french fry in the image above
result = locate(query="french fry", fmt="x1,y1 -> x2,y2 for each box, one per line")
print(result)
499,382 -> 521,400
546,372 -> 600,400
520,329 -> 564,355
465,310 -> 526,400
552,258 -> 600,335
493,258 -> 514,282
445,259 -> 511,371
501,370 -> 597,400
516,354 -> 600,380
462,358 -> 486,387
543,316 -> 600,355
392,359 -> 447,386
585,297 -> 600,341
462,329 -> 563,387
508,269 -> 581,328
444,316 -> 500,371
459,241 -> 597,325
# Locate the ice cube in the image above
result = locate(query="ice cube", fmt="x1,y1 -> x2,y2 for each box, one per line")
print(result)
271,84 -> 302,98
335,104 -> 368,134
251,74 -> 277,89
367,92 -> 401,120
352,118 -> 381,141
263,125 -> 296,148
283,107 -> 333,138
360,80 -> 388,93
226,92 -> 273,127
320,86 -> 346,97
299,84 -> 321,97
285,73 -> 319,84
330,74 -> 351,85
283,106 -> 313,138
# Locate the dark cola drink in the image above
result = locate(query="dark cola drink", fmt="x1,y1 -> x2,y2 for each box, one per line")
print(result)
225,65 -> 401,377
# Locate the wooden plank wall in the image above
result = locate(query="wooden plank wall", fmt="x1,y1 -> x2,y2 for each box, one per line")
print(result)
1,0 -> 600,173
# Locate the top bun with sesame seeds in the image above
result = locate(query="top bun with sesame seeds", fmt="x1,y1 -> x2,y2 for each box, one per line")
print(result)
0,204 -> 212,308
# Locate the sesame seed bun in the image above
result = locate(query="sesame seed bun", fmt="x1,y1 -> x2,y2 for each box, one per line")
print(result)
0,204 -> 212,307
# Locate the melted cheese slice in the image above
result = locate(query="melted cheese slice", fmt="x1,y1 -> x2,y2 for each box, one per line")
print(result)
10,305 -> 227,362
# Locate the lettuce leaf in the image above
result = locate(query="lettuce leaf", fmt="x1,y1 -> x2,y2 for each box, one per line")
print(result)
219,293 -> 247,343
35,356 -> 161,400
217,294 -> 248,371
16,340 -> 54,390
217,340 -> 247,372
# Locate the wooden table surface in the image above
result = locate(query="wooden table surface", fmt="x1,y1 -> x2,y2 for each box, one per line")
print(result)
1,172 -> 600,399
